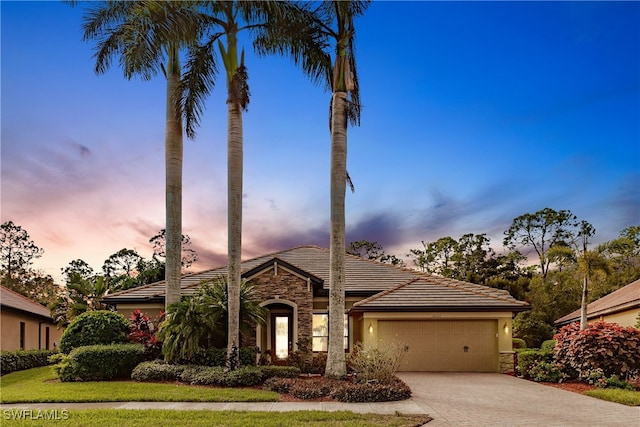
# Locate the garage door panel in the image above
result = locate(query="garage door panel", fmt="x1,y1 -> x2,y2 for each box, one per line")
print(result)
378,320 -> 498,372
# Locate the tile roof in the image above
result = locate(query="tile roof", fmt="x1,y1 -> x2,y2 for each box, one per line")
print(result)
351,275 -> 530,312
1,285 -> 52,319
102,245 -> 529,313
103,246 -> 421,303
555,279 -> 640,325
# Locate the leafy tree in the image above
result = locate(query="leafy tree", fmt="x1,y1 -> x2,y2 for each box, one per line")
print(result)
102,248 -> 142,279
51,272 -> 113,327
149,229 -> 198,269
77,0 -> 200,310
346,240 -> 405,266
503,208 -> 581,278
61,259 -> 94,282
0,221 -> 44,286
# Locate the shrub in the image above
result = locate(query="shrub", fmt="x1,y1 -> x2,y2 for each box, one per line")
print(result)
528,360 -> 563,383
289,378 -> 333,399
516,349 -> 553,379
178,347 -> 257,367
512,338 -> 527,350
555,321 -> 640,380
605,375 -> 636,391
348,342 -> 408,384
131,361 -> 186,382
128,310 -> 163,360
331,378 -> 412,402
263,377 -> 291,394
179,365 -> 265,387
260,365 -> 300,379
541,339 -> 556,352
0,350 -> 57,375
60,311 -> 130,354
55,343 -> 145,382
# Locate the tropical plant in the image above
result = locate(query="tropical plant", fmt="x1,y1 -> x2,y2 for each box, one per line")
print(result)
50,272 -> 112,327
75,0 -> 200,309
157,278 -> 265,362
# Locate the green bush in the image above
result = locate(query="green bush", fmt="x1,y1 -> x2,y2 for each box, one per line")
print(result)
289,379 -> 333,399
512,338 -> 527,350
131,361 -> 187,382
259,365 -> 300,379
60,311 -> 130,354
55,343 -> 145,382
178,347 -> 256,367
516,349 -> 554,379
605,375 -> 636,391
541,339 -> 556,352
528,360 -> 563,382
178,365 -> 265,387
555,321 -> 640,380
0,350 -> 57,375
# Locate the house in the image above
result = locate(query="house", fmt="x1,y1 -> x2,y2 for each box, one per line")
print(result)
0,285 -> 63,351
102,245 -> 529,372
555,279 -> 640,328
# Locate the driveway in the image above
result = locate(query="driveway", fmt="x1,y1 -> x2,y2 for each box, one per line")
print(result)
398,372 -> 640,427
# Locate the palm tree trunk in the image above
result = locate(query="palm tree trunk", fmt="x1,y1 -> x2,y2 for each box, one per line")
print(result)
226,100 -> 243,370
580,276 -> 588,330
165,45 -> 183,309
326,91 -> 348,379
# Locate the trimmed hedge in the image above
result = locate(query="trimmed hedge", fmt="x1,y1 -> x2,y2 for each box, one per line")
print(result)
178,347 -> 257,367
512,338 -> 527,350
263,377 -> 412,402
60,311 -> 130,354
55,343 -> 145,382
0,350 -> 57,375
131,362 -> 301,385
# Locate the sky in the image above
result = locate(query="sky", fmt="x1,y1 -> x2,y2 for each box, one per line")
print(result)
2,1 -> 639,283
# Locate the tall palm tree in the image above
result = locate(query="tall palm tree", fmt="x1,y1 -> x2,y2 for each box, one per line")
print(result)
258,0 -> 369,378
77,1 -> 197,310
180,0 -> 306,370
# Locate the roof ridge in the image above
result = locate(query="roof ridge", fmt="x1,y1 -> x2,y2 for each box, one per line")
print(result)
352,278 -> 421,307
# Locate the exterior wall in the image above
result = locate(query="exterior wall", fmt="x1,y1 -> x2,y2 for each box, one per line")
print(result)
1,310 -> 63,351
590,308 -> 639,328
115,303 -> 165,321
248,265 -> 314,354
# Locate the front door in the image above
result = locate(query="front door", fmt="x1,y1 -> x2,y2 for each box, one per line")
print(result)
271,313 -> 293,364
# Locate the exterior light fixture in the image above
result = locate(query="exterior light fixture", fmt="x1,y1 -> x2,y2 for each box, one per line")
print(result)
368,322 -> 373,335
503,323 -> 509,334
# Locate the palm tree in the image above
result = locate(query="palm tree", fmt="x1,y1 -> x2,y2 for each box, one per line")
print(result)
51,272 -> 112,327
180,0 -> 307,370
77,1 -> 197,310
258,0 -> 369,378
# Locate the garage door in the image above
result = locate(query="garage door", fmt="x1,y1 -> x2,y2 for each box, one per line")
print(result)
378,320 -> 498,372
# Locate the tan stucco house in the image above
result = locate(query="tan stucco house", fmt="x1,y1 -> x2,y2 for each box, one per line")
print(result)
555,279 -> 640,328
1,285 -> 63,351
102,246 -> 529,372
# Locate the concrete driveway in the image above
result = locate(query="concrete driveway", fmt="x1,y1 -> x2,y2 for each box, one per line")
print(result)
398,372 -> 640,427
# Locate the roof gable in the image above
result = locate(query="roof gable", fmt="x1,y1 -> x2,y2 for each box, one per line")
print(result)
555,279 -> 640,325
0,285 -> 52,319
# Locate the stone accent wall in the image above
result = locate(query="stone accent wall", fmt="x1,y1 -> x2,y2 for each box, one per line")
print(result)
248,267 -> 315,349
499,351 -> 515,374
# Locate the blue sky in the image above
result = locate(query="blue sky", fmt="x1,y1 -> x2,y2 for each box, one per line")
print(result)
2,1 -> 639,282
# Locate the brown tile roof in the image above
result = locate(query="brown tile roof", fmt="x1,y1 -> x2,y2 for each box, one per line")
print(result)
351,275 -> 530,312
103,246 -> 421,304
102,245 -> 529,313
1,285 -> 52,319
555,279 -> 640,325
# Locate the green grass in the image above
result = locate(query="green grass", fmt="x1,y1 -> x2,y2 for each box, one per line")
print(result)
0,367 -> 279,404
0,409 -> 431,427
584,388 -> 640,406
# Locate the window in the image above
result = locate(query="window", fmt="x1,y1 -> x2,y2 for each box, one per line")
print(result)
45,327 -> 50,350
312,313 -> 348,352
19,322 -> 26,350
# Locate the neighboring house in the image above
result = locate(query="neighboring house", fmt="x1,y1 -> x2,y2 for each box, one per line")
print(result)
102,246 -> 529,372
555,279 -> 640,328
0,285 -> 63,351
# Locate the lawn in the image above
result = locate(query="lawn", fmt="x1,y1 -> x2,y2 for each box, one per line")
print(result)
0,367 -> 279,403
0,409 -> 432,427
584,388 -> 640,406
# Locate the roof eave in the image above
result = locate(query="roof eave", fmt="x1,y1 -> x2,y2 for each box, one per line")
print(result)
350,304 -> 530,314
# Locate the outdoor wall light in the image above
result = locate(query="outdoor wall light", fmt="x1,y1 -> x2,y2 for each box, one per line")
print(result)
368,322 -> 373,334
503,323 -> 509,334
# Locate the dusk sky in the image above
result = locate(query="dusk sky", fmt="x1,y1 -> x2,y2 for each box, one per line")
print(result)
2,1 -> 639,283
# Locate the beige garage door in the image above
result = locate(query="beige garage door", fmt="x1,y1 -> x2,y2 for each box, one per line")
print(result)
378,320 -> 498,372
